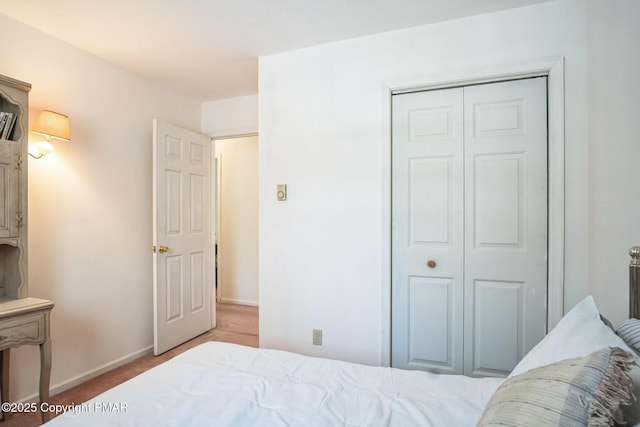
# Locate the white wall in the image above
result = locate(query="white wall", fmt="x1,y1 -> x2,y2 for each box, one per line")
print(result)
586,0 -> 640,326
215,136 -> 259,306
0,14 -> 202,401
258,0 -> 611,366
202,95 -> 258,138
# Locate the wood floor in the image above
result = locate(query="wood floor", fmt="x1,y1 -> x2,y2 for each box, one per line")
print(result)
3,303 -> 258,427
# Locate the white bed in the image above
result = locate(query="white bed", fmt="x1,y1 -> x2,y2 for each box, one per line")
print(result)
42,297 -> 631,427
43,341 -> 502,426
44,248 -> 640,426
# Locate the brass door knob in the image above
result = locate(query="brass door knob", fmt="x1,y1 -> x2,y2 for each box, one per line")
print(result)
427,260 -> 436,269
159,245 -> 169,253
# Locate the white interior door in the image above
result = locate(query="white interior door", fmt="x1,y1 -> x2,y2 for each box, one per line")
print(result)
153,120 -> 213,355
391,77 -> 548,376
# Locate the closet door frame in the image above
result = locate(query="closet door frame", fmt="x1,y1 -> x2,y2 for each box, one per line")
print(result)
381,57 -> 565,366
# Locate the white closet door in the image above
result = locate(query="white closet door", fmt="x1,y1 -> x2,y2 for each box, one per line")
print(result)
391,87 -> 465,373
463,77 -> 548,377
391,77 -> 548,376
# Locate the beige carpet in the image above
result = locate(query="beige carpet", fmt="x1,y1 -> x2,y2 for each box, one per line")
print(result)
2,303 -> 258,426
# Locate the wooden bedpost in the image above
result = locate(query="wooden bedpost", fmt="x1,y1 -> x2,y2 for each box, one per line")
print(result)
631,246 -> 640,319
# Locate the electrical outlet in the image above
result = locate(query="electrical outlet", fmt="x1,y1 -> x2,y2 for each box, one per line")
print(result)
312,329 -> 322,346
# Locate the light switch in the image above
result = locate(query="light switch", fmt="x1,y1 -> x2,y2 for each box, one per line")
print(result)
277,184 -> 287,201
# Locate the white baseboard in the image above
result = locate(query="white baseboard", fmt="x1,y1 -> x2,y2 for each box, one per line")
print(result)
19,345 -> 154,403
219,298 -> 259,307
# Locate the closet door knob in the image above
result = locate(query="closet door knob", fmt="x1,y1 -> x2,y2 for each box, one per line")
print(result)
427,260 -> 436,269
159,245 -> 170,253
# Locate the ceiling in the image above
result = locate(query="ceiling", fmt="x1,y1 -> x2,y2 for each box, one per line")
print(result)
0,0 -> 551,101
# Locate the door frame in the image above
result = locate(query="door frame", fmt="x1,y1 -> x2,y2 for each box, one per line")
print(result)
381,57 -> 565,366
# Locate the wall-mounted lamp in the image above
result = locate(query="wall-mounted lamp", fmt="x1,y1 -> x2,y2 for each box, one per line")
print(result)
29,110 -> 70,159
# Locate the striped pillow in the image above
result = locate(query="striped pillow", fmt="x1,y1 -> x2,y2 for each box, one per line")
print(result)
477,347 -> 636,427
617,318 -> 640,355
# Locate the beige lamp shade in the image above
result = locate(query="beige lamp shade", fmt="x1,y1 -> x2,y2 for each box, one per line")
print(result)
32,110 -> 70,141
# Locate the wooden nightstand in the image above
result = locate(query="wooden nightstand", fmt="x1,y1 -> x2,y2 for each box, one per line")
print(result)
0,297 -> 54,423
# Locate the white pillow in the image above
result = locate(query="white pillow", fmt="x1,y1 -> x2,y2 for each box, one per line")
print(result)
510,295 -> 633,377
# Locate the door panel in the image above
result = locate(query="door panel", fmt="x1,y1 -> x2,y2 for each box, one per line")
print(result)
392,87 -> 464,374
408,276 -> 455,370
473,99 -> 524,138
472,280 -> 523,375
153,120 -> 213,355
166,255 -> 183,321
463,78 -> 548,377
190,252 -> 205,312
474,154 -> 523,247
409,158 -> 452,244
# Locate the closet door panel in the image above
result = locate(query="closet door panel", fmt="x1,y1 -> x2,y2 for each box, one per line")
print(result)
409,157 -> 451,244
473,154 -> 523,248
472,280 -> 523,375
463,77 -> 548,377
407,276 -> 455,369
392,87 -> 464,374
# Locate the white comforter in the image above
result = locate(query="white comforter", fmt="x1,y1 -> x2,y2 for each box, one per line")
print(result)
44,341 -> 503,426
